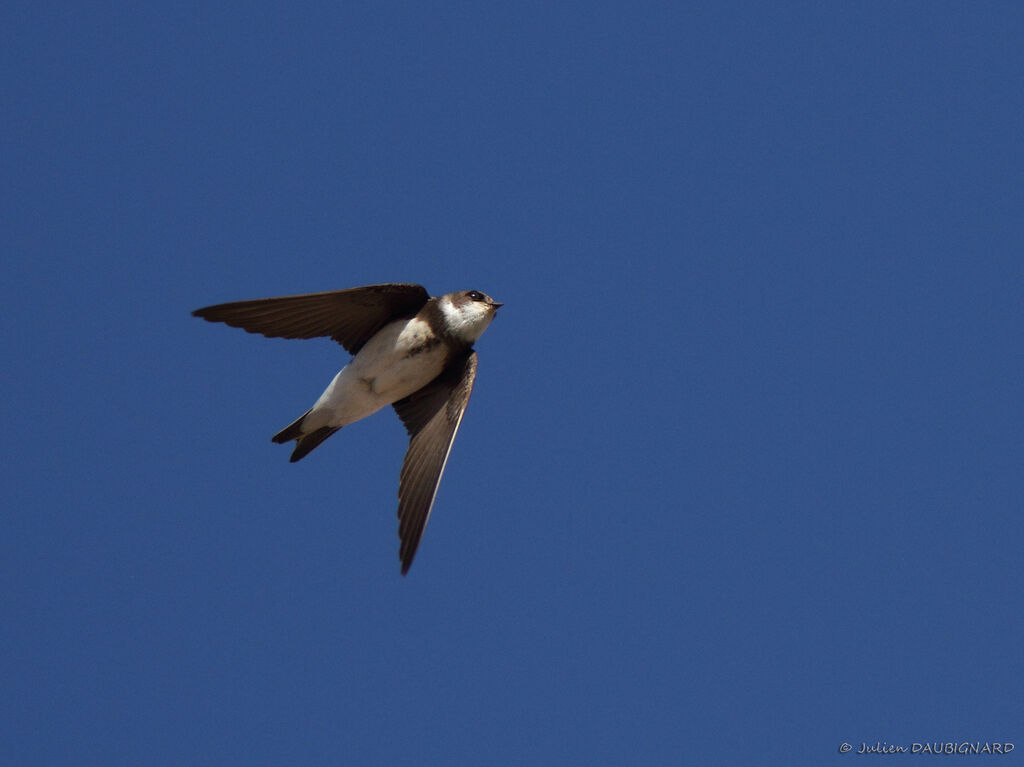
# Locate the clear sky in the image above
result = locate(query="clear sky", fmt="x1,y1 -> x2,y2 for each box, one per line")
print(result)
3,2 -> 1022,765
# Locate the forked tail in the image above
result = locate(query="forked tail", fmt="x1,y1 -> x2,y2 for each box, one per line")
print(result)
272,410 -> 340,462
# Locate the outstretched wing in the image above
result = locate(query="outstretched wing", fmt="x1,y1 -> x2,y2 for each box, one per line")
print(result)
192,283 -> 430,354
391,351 -> 478,574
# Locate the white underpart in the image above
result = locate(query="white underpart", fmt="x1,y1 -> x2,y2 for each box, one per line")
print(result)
438,295 -> 496,343
301,317 -> 448,432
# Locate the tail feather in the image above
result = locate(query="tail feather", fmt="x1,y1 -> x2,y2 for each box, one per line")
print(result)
272,409 -> 340,462
288,426 -> 340,462
272,409 -> 311,444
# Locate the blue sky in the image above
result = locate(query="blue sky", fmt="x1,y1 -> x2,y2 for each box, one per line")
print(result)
3,2 -> 1022,764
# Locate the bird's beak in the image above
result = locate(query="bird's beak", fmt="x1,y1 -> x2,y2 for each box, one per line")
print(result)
490,301 -> 503,309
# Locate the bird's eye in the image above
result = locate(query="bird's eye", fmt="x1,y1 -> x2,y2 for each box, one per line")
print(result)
467,291 -> 484,301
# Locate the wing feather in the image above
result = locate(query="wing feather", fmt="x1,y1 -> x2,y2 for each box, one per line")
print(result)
192,283 -> 429,354
392,351 -> 478,574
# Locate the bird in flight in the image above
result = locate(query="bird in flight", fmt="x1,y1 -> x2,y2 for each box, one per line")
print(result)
192,283 -> 502,574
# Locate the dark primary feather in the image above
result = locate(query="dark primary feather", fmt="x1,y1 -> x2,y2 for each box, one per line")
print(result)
191,283 -> 429,354
392,351 -> 478,574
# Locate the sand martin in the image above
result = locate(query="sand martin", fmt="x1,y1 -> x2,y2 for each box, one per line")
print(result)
192,283 -> 502,574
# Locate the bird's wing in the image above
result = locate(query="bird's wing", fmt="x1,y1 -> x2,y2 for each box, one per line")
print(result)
192,283 -> 430,354
391,350 -> 478,574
